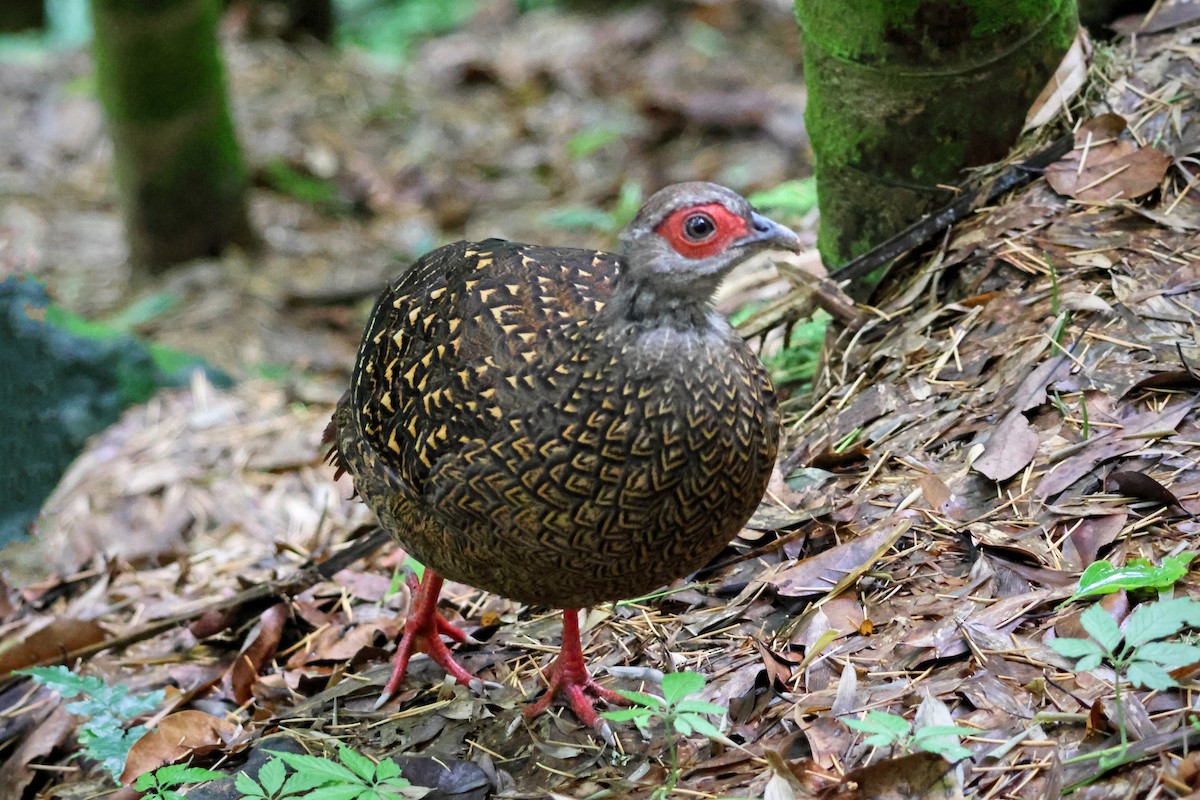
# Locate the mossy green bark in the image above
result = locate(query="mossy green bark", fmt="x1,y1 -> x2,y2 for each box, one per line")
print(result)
0,0 -> 44,33
91,0 -> 253,272
797,0 -> 1078,267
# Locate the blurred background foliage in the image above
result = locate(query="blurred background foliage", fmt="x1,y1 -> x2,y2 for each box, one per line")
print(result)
0,0 -> 574,61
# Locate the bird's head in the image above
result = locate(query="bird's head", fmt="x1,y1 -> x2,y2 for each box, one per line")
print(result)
618,182 -> 802,307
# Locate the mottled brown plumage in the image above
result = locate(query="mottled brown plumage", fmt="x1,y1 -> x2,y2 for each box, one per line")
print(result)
329,182 -> 797,729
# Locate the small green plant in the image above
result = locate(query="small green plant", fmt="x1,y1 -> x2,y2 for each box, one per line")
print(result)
566,126 -> 625,160
763,313 -> 829,387
841,710 -> 974,761
747,179 -> 818,217
17,665 -> 165,780
1051,389 -> 1091,440
601,671 -> 728,800
1051,597 -> 1200,759
260,159 -> 343,211
238,745 -> 419,800
134,764 -> 223,800
1049,258 -> 1061,317
545,180 -> 643,234
335,0 -> 478,61
1066,553 -> 1195,604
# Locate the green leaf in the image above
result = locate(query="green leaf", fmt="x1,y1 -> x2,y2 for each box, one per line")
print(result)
613,689 -> 665,709
1123,598 -> 1200,647
914,725 -> 976,739
673,716 -> 693,736
303,785 -> 366,800
612,180 -> 643,229
338,745 -> 379,782
861,732 -> 900,749
268,750 -> 359,784
1076,653 -> 1103,672
674,699 -> 727,715
918,738 -> 974,761
1134,641 -> 1200,668
374,758 -> 403,781
283,769 -> 336,795
402,557 -> 425,583
103,292 -> 180,332
661,671 -> 706,706
747,179 -> 819,216
566,126 -> 623,160
379,774 -> 414,789
1070,554 -> 1195,601
235,772 -> 265,797
148,764 -> 220,787
134,771 -> 160,791
599,707 -> 655,723
844,710 -> 910,739
83,726 -> 142,780
545,207 -> 617,233
683,714 -> 726,741
260,159 -> 340,207
1079,604 -> 1123,653
16,666 -> 90,696
258,757 -> 287,795
1127,660 -> 1180,690
1050,637 -> 1105,659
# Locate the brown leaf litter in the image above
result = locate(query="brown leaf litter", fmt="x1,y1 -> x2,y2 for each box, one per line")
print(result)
3,5 -> 1200,800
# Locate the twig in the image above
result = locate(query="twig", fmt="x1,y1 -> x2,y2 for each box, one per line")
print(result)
828,134 -> 1075,285
6,527 -> 393,675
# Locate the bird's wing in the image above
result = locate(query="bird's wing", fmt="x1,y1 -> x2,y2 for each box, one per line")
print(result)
350,239 -> 621,496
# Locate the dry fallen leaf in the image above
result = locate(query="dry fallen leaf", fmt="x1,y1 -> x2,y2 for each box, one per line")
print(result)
1025,29 -> 1093,131
0,706 -> 75,799
973,411 -> 1040,482
225,602 -> 289,705
120,710 -> 240,784
1045,115 -> 1172,201
0,618 -> 108,673
1105,471 -> 1183,510
1037,400 -> 1195,497
765,521 -> 908,599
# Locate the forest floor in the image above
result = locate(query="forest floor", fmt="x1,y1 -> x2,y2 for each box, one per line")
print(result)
2,0 -> 1200,798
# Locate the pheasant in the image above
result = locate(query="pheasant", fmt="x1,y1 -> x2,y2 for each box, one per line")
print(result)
328,182 -> 797,734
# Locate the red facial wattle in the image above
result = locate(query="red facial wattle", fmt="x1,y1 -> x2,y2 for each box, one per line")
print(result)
654,203 -> 749,260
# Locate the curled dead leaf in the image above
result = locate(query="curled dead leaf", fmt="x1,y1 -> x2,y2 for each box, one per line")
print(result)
0,618 -> 108,674
765,521 -> 908,599
973,411 -> 1039,483
1045,115 -> 1172,201
1105,471 -> 1182,510
119,710 -> 239,785
225,602 -> 289,705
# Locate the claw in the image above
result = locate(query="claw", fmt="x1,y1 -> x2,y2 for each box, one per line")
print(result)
523,609 -> 626,736
377,570 -> 477,704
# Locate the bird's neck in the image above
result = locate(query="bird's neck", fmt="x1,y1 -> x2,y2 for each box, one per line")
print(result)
604,256 -> 724,328
609,281 -> 710,331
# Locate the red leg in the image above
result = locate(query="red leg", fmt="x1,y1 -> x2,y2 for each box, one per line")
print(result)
378,570 -> 474,704
523,609 -> 626,740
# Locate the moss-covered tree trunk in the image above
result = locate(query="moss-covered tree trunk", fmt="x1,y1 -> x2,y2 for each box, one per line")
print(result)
797,0 -> 1078,267
0,0 -> 44,32
91,0 -> 254,273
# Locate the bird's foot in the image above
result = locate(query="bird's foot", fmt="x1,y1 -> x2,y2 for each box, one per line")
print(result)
376,571 -> 475,707
524,661 -> 626,723
523,610 -> 626,743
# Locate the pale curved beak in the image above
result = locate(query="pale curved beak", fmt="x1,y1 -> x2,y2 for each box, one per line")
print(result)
740,211 -> 803,253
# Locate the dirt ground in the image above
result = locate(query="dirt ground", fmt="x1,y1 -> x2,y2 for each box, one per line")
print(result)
2,1 -> 1200,798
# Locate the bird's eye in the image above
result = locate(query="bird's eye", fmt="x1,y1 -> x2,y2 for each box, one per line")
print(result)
683,213 -> 716,241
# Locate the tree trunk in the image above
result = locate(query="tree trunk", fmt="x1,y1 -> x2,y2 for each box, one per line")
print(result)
91,0 -> 254,273
796,0 -> 1078,268
0,0 -> 44,32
